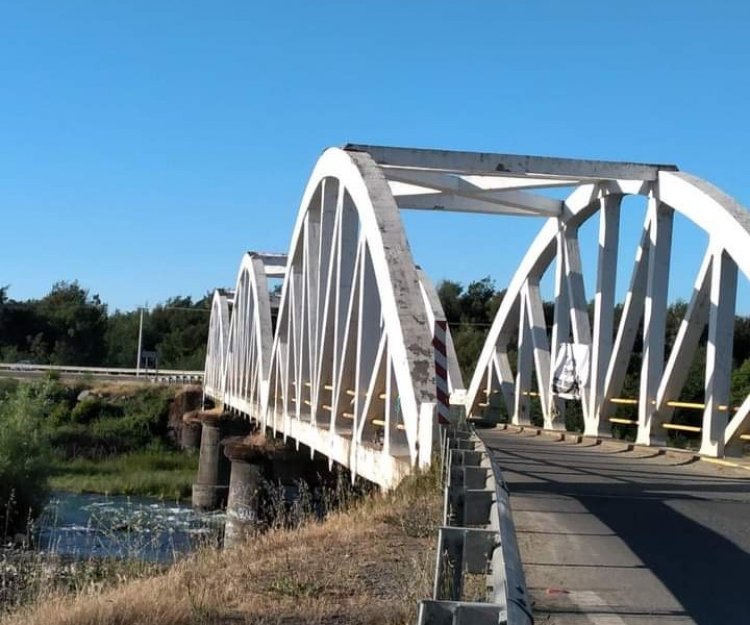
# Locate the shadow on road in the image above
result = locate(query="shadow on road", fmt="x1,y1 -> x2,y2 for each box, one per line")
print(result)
485,433 -> 750,625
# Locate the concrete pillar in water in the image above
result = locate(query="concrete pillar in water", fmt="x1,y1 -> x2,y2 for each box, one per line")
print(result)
223,439 -> 265,549
181,410 -> 202,450
192,412 -> 232,510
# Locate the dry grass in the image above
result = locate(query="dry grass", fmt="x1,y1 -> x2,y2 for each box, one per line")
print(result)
2,469 -> 441,625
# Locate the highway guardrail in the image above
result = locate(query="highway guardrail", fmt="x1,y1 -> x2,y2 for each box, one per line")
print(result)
0,363 -> 203,384
418,427 -> 533,625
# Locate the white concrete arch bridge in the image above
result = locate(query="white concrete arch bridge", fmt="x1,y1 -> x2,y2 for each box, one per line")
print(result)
204,144 -> 750,489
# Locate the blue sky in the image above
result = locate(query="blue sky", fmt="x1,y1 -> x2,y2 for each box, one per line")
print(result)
1,1 -> 749,311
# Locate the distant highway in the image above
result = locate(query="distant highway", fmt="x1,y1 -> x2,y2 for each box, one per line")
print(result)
0,363 -> 203,384
482,427 -> 750,625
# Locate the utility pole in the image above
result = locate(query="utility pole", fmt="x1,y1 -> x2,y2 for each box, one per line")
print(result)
136,304 -> 146,376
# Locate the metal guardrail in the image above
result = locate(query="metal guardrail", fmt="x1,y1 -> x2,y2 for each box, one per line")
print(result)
0,363 -> 203,384
418,427 -> 533,625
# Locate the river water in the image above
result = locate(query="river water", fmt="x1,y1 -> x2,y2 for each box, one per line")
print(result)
35,492 -> 225,562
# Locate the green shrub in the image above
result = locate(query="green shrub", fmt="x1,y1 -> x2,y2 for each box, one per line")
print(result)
0,385 -> 50,537
46,401 -> 71,427
70,397 -> 104,423
48,423 -> 102,458
92,415 -> 152,453
46,384 -> 176,459
0,378 -> 19,399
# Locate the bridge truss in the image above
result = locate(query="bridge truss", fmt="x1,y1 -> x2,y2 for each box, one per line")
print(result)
205,145 -> 750,486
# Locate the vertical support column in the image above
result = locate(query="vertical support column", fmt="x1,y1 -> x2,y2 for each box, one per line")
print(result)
223,441 -> 264,549
495,349 -> 516,421
563,226 -> 593,424
701,248 -> 737,457
525,279 -> 553,429
514,288 -> 532,425
181,410 -> 202,451
548,229 -> 569,427
637,199 -> 673,446
192,413 -> 232,510
418,402 -> 437,468
589,194 -> 621,435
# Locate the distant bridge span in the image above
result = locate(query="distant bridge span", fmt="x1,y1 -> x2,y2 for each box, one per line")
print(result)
0,363 -> 202,384
204,145 -> 750,487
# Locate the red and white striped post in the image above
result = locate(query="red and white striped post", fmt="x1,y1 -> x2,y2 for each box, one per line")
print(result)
433,319 -> 450,425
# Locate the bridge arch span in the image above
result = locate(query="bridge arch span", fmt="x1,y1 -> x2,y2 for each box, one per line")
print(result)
204,148 -> 455,487
204,288 -> 231,401
467,172 -> 750,458
265,148 -> 438,486
221,252 -> 286,420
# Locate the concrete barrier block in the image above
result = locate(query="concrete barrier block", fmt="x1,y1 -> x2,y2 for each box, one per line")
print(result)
418,600 -> 505,625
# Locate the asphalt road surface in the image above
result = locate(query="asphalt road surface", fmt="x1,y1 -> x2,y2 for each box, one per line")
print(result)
480,427 -> 750,625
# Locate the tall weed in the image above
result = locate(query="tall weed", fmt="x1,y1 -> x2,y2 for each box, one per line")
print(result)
0,385 -> 51,537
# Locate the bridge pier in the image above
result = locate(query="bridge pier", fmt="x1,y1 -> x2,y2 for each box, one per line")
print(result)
180,410 -> 202,450
223,439 -> 267,548
192,412 -> 233,510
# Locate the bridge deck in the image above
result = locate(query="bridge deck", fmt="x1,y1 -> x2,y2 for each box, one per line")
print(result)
481,427 -> 750,625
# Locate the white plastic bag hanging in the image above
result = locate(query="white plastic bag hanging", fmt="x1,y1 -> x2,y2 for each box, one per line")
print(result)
552,342 -> 590,400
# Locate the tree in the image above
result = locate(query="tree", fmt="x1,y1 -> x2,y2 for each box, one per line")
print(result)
35,282 -> 108,365
437,280 -> 462,324
103,310 -> 141,368
146,295 -> 211,369
437,277 -> 505,383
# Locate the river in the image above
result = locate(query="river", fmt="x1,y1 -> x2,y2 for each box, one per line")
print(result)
35,492 -> 224,562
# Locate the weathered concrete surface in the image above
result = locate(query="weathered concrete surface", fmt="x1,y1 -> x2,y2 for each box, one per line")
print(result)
223,439 -> 265,548
192,412 -> 235,510
180,410 -> 202,450
481,427 -> 750,625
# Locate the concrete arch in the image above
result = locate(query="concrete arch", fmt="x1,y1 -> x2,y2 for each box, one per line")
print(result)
221,252 -> 285,420
466,173 -> 750,458
265,148 -> 437,486
204,289 -> 232,401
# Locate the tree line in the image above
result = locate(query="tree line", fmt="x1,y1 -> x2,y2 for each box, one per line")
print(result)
0,282 -> 210,370
4,277 -> 750,414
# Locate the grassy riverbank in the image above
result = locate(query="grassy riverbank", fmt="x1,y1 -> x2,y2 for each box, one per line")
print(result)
0,377 -> 203,512
50,450 -> 198,500
1,466 -> 441,625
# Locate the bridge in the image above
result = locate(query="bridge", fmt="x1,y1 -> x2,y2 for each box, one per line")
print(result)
201,145 -> 750,622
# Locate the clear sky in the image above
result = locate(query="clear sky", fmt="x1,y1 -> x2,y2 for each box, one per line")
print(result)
1,1 -> 749,312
